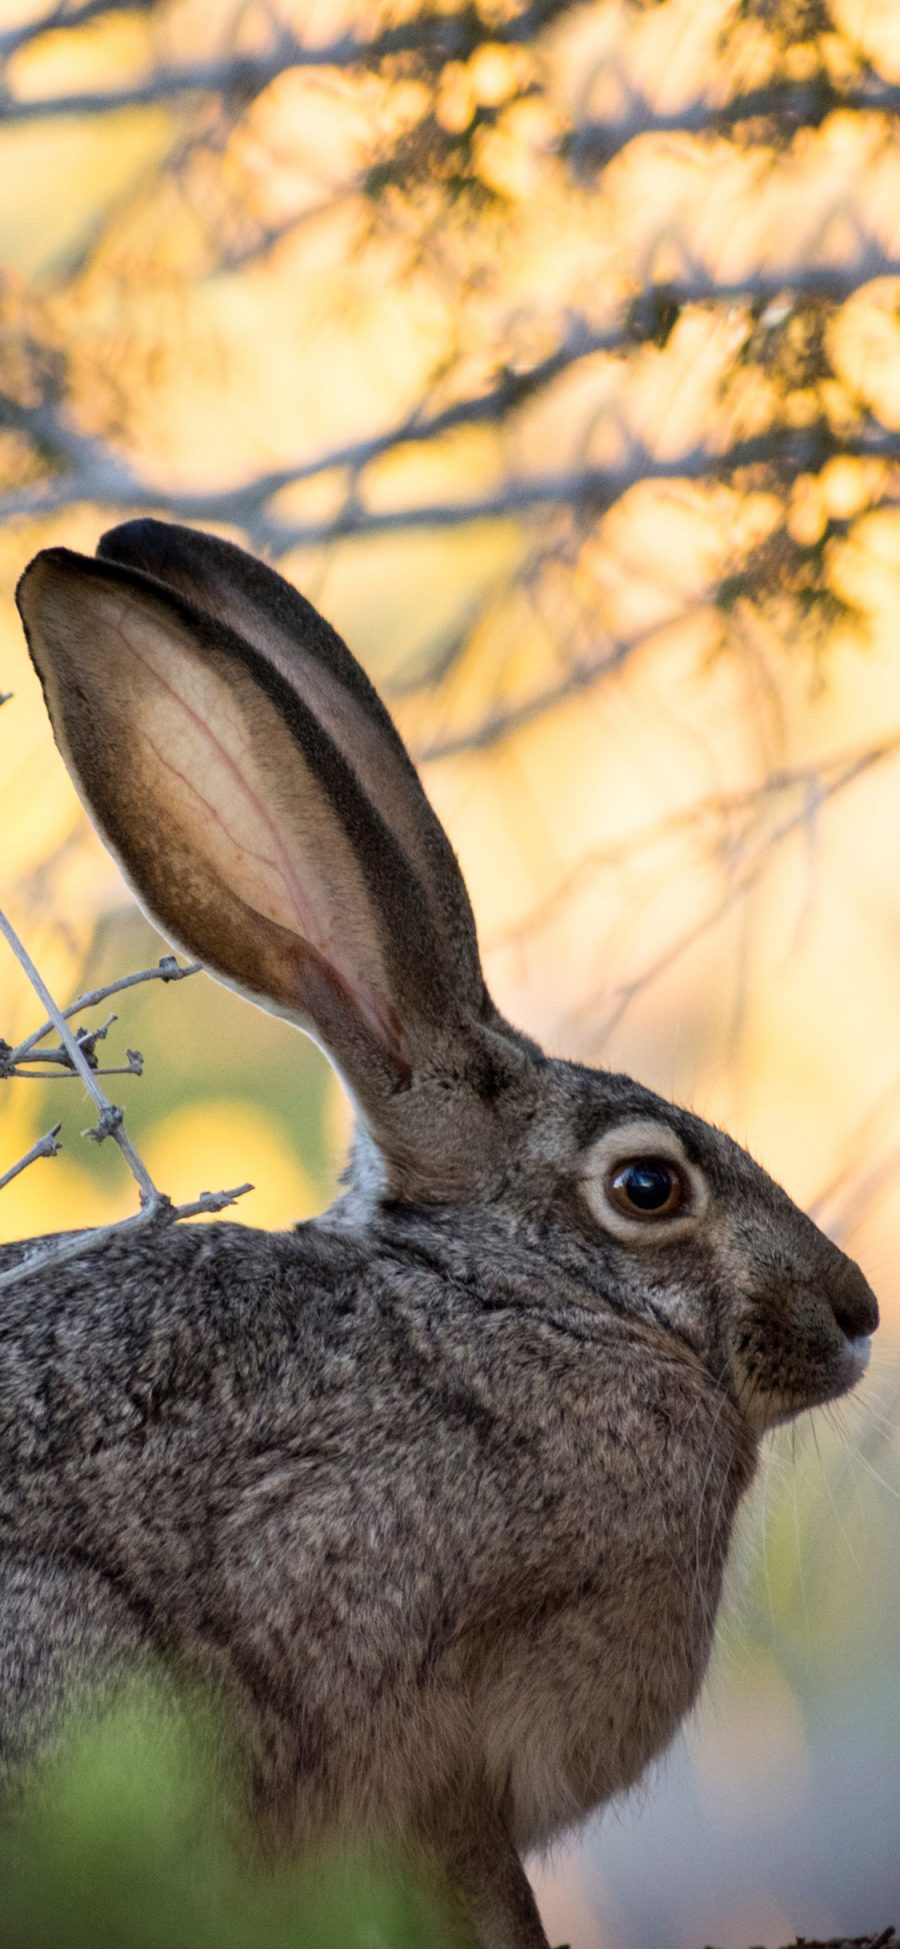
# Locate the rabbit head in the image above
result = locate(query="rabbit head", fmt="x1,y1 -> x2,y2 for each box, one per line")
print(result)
16,521 -> 877,1439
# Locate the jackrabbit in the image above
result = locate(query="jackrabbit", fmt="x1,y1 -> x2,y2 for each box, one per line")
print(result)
4,520 -> 877,1949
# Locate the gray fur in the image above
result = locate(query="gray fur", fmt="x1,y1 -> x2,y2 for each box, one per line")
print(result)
3,523 -> 879,1948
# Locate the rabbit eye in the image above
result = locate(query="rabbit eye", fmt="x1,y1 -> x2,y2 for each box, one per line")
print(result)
581,1120 -> 706,1239
608,1159 -> 686,1220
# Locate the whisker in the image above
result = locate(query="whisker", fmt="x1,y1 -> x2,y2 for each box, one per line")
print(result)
854,1449 -> 900,1506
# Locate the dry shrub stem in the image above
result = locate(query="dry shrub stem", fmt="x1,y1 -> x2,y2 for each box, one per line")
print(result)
0,1122 -> 60,1192
0,916 -> 251,1292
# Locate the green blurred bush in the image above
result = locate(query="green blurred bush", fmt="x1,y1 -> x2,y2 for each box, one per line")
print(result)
0,1687 -> 461,1949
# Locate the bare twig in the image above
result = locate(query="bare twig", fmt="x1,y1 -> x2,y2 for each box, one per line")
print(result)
493,736 -> 900,948
2,1010 -> 141,1079
417,631 -> 647,763
10,1057 -> 142,1079
0,1124 -> 61,1194
8,955 -> 199,1066
577,733 -> 900,1044
0,1180 -> 254,1294
0,922 -> 251,1286
0,907 -> 160,1206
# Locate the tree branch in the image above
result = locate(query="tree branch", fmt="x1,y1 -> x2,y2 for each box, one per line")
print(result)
0,1124 -> 61,1194
0,0 -> 580,122
0,0 -> 155,65
568,73 -> 900,171
182,423 -> 900,551
417,627 -> 652,762
2,257 -> 898,538
2,419 -> 897,543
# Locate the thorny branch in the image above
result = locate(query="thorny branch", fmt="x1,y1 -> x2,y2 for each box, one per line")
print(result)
0,1177 -> 254,1294
7,1012 -> 143,1080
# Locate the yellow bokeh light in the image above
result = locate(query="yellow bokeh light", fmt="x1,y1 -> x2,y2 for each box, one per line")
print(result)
141,1100 -> 318,1230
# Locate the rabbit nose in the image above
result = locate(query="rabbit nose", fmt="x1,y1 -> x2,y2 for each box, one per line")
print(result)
828,1256 -> 879,1343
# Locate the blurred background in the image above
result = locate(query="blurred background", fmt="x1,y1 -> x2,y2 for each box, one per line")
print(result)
0,0 -> 898,1943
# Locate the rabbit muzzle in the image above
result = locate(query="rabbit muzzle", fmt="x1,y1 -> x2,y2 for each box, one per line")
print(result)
723,1225 -> 879,1432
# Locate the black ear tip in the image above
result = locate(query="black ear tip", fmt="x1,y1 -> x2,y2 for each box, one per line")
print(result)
98,517 -> 172,566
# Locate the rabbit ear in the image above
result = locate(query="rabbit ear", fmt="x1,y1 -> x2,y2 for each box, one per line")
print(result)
95,519 -> 484,1003
15,543 -> 489,1128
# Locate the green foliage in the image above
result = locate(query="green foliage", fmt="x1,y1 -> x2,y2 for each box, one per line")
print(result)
0,1691 -> 461,1949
